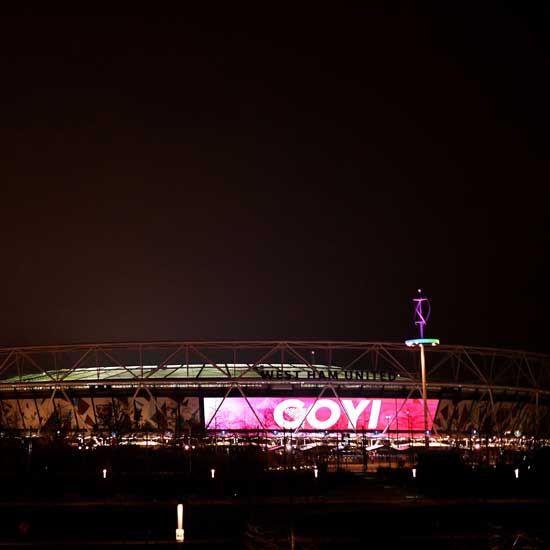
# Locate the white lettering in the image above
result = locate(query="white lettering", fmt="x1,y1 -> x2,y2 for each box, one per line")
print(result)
306,399 -> 341,430
342,399 -> 370,429
270,397 -> 390,431
273,399 -> 306,429
368,399 -> 381,429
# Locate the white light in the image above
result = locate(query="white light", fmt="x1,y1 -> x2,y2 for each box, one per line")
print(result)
514,468 -> 519,479
412,468 -> 417,478
102,468 -> 107,479
184,444 -> 190,451
314,467 -> 318,479
177,503 -> 183,529
211,468 -> 216,479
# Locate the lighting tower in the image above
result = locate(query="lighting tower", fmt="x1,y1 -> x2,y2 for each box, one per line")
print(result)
405,289 -> 439,448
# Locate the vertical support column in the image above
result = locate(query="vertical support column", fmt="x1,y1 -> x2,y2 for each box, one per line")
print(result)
420,344 -> 429,448
535,391 -> 540,440
91,395 -> 99,430
16,390 -> 28,431
110,392 -> 118,439
60,388 -> 81,432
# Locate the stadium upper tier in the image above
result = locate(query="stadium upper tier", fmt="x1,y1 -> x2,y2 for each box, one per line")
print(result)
0,341 -> 549,396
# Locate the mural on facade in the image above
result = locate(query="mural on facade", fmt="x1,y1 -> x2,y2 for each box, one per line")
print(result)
0,394 -> 547,436
0,395 -> 201,432
433,399 -> 548,436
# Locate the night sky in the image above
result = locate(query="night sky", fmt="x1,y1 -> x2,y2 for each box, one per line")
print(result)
0,9 -> 548,351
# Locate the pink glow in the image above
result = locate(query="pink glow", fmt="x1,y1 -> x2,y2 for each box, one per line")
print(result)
204,397 -> 438,431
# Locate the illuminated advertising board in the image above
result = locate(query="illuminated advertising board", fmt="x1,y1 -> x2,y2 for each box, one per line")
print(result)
204,397 -> 439,431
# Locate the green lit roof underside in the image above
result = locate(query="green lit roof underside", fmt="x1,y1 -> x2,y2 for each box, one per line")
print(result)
2,364 -> 368,384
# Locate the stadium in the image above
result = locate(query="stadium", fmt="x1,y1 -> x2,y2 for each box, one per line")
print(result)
1,339 -> 549,470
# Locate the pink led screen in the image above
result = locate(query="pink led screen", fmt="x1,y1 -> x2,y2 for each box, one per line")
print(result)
204,397 -> 439,431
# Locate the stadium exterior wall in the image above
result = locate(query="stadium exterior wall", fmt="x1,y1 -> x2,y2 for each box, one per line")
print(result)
1,341 -> 549,439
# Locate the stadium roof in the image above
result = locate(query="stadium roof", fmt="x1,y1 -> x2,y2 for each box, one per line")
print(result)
1,341 -> 549,396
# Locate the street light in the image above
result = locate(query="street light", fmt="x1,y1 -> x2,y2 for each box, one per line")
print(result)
405,290 -> 439,449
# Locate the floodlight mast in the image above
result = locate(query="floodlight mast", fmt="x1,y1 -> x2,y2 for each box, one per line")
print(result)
405,289 -> 440,448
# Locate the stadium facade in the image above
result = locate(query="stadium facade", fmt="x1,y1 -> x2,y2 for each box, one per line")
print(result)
1,341 -> 549,451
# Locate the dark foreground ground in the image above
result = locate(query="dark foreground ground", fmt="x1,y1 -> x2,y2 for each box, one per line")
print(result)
1,471 -> 549,549
1,446 -> 549,548
0,496 -> 549,549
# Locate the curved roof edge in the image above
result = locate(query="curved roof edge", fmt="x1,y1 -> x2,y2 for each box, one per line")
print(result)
0,340 -> 549,361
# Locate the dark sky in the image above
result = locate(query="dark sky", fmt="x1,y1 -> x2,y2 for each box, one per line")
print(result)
0,9 -> 548,351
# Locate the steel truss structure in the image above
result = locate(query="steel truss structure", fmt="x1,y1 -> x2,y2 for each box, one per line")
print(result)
0,341 -> 549,439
